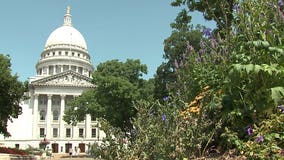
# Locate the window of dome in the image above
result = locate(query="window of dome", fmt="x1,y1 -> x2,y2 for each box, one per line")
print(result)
42,67 -> 47,75
59,51 -> 61,55
56,65 -> 61,73
72,52 -> 75,56
78,53 -> 80,57
38,68 -> 42,75
65,51 -> 68,55
49,66 -> 54,75
71,65 -> 76,71
78,67 -> 83,74
53,52 -> 55,56
63,65 -> 69,71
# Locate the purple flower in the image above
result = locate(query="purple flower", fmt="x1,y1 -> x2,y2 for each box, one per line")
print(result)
202,28 -> 212,37
179,60 -> 184,67
210,39 -> 217,49
182,53 -> 186,60
163,96 -> 169,101
174,59 -> 179,69
187,44 -> 194,52
277,105 -> 284,113
279,0 -> 284,6
165,83 -> 169,90
256,135 -> 264,143
233,3 -> 239,13
245,125 -> 253,136
162,114 -> 166,121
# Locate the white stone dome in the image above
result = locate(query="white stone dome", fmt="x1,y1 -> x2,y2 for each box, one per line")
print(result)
45,25 -> 87,50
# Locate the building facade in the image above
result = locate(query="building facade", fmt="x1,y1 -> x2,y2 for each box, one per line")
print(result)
0,6 -> 104,153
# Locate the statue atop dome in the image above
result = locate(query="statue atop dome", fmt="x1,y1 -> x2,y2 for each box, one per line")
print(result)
63,6 -> 72,26
67,6 -> 70,14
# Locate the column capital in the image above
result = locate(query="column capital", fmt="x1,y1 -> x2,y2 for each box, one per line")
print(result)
47,94 -> 53,99
60,94 -> 66,98
34,93 -> 39,99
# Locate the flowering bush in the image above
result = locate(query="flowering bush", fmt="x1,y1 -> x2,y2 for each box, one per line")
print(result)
90,90 -> 222,159
222,113 -> 284,159
90,0 -> 284,159
39,137 -> 50,150
0,147 -> 29,156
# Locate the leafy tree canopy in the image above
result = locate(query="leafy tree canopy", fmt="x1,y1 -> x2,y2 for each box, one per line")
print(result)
171,0 -> 234,31
0,54 -> 26,137
64,59 -> 152,130
154,9 -> 203,100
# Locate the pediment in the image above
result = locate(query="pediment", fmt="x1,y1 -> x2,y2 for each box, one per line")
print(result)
31,70 -> 95,88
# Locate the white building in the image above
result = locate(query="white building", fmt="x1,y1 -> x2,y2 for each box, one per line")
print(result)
0,6 -> 104,153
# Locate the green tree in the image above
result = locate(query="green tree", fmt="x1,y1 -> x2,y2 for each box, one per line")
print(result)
171,0 -> 234,31
64,59 -> 150,130
154,9 -> 203,100
0,54 -> 26,137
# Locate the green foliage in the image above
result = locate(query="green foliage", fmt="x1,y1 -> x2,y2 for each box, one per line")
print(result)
222,113 -> 284,159
0,54 -> 26,137
171,0 -> 234,31
154,9 -> 204,100
73,0 -> 284,158
165,0 -> 284,157
64,59 -> 150,131
220,0 -> 284,141
89,97 -> 222,159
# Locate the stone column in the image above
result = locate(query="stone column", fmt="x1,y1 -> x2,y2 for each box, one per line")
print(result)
46,94 -> 52,139
60,94 -> 65,138
46,66 -> 49,75
53,65 -> 56,74
72,125 -> 77,139
32,94 -> 39,139
71,95 -> 78,139
85,114 -> 91,139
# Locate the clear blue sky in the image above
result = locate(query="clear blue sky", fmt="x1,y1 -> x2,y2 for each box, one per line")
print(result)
0,0 -> 215,81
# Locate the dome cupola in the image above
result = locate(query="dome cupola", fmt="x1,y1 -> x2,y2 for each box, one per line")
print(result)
44,6 -> 88,52
35,6 -> 94,79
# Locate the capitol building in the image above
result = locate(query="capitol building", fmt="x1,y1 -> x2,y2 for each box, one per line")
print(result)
0,6 -> 104,153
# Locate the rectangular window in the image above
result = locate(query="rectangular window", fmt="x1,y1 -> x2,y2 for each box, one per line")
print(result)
71,65 -> 76,71
49,66 -> 54,75
53,128 -> 58,138
63,65 -> 69,71
91,128 -> 96,138
56,65 -> 61,73
66,128 -> 71,138
79,128 -> 84,138
91,116 -> 96,121
40,128 -> 45,138
78,67 -> 83,74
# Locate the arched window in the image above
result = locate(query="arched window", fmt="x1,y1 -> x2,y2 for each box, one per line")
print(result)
53,110 -> 59,121
40,110 -> 46,120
